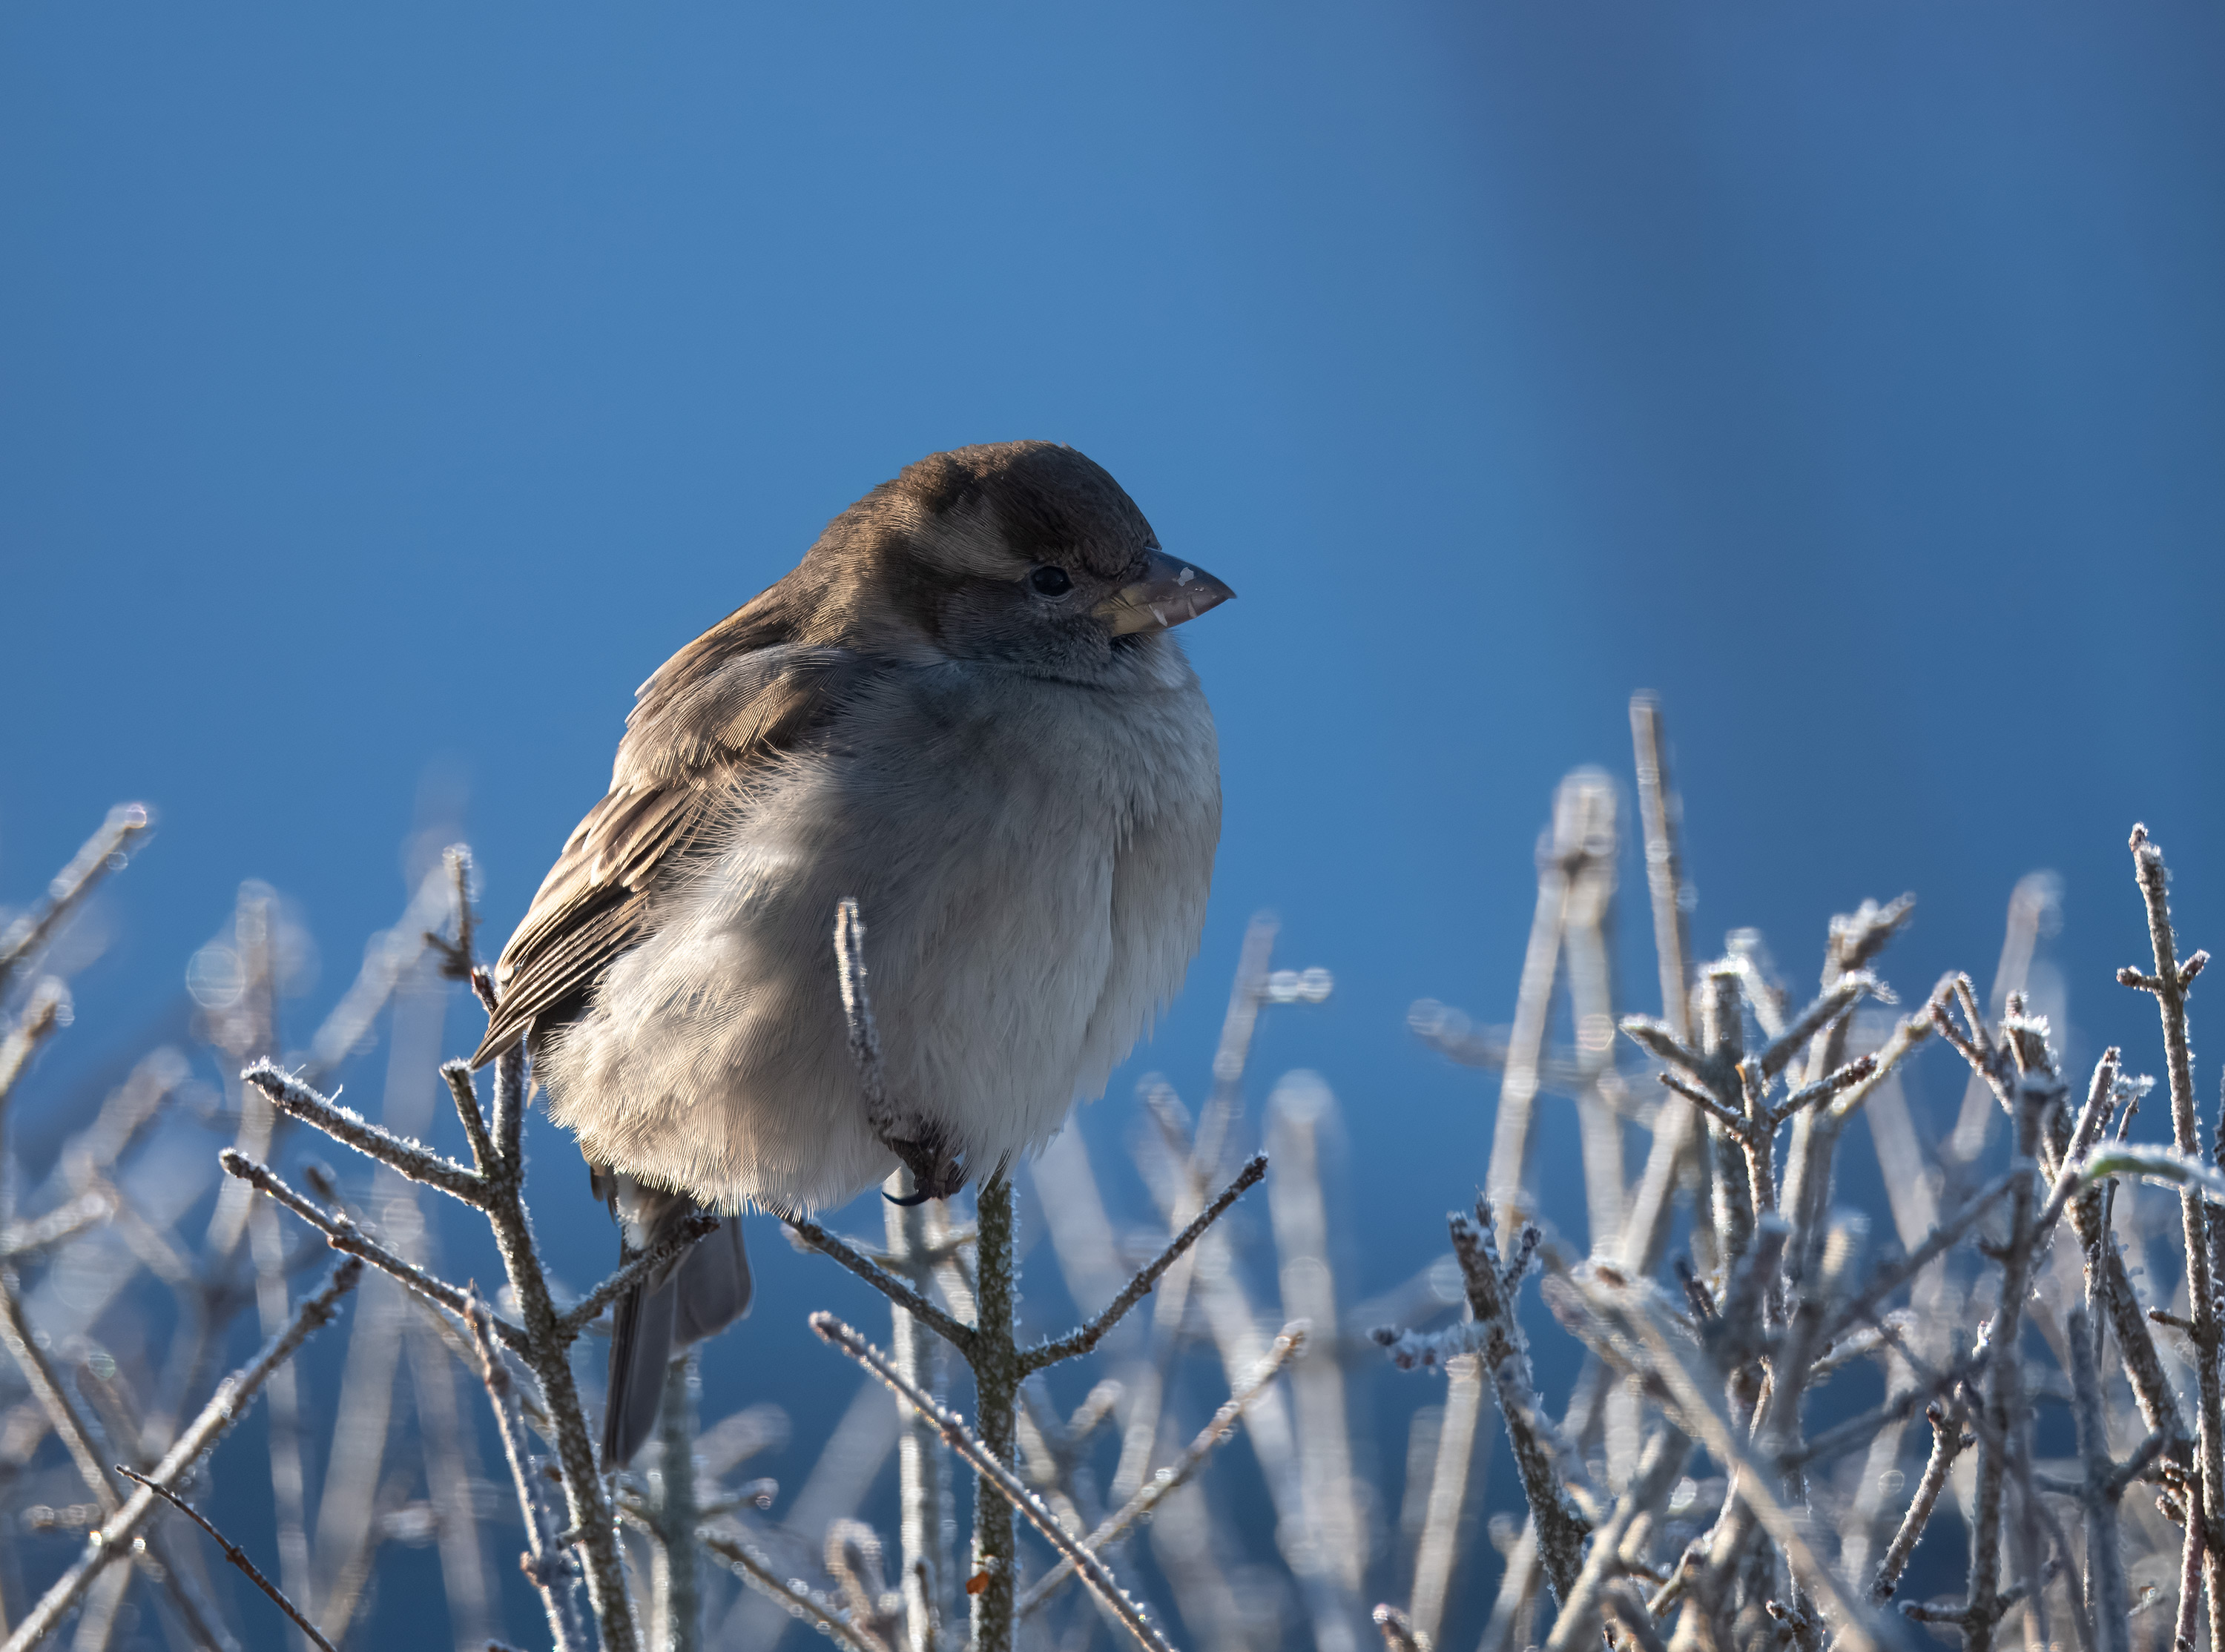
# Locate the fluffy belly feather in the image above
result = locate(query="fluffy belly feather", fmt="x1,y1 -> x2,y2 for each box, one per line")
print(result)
539,661 -> 1219,1213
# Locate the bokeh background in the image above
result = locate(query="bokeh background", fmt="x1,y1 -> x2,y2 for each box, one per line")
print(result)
4,5 -> 2223,1648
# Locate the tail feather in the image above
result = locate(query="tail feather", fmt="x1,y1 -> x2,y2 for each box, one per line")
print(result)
604,1269 -> 680,1468
673,1218 -> 753,1345
599,1174 -> 755,1467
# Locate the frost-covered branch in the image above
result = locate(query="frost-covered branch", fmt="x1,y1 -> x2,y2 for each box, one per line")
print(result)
1,1258 -> 363,1652
1018,1323 -> 1305,1618
117,1467 -> 339,1652
810,1312 -> 1179,1652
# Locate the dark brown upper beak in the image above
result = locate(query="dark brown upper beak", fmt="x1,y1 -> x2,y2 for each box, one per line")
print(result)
1092,550 -> 1236,637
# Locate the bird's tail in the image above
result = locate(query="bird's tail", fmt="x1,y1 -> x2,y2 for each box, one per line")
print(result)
601,1174 -> 753,1467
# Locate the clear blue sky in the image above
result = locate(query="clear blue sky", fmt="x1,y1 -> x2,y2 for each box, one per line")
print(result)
5,6 -> 2222,1645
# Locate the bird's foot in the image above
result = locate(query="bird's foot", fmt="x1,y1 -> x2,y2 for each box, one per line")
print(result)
881,1126 -> 967,1204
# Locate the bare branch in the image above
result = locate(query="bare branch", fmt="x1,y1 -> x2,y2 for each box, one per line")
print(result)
1018,1323 -> 1306,1618
219,1149 -> 527,1352
1758,971 -> 1879,1079
788,1214 -> 980,1355
1541,1423 -> 1690,1652
1628,693 -> 1693,1043
1772,1051 -> 1877,1125
467,1290 -> 587,1652
1603,1585 -> 1672,1652
2121,822 -> 2225,1645
1021,1152 -> 1268,1373
0,802 -> 151,1001
1655,1067 -> 1744,1134
243,1060 -> 487,1206
1824,1168 -> 2020,1344
0,1188 -> 116,1260
1,1258 -> 363,1652
0,977 -> 68,1108
441,1057 -> 501,1180
1782,1347 -> 1988,1469
1822,1001 -> 1942,1126
1372,1605 -> 1425,1651
559,1210 -> 723,1338
700,1528 -> 895,1652
1550,1259 -> 1891,1651
1620,1014 -> 1704,1077
118,1467 -> 339,1652
1,1266 -> 122,1513
422,843 -> 481,981
1443,1197 -> 1590,1603
810,1312 -> 1179,1652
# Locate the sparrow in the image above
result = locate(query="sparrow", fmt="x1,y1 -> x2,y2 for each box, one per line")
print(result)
472,441 -> 1232,1463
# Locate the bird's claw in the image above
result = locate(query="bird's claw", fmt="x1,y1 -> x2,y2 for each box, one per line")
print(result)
880,1126 -> 967,1204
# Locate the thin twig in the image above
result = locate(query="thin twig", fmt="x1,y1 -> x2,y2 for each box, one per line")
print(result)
0,1189 -> 116,1260
1756,973 -> 1879,1081
1,1258 -> 363,1652
1020,1153 -> 1268,1373
243,1061 -> 487,1206
0,1267 -> 123,1513
117,1467 -> 339,1652
1782,1347 -> 1989,1469
1870,1403 -> 1974,1604
2121,824 -> 2225,1645
0,979 -> 68,1110
1540,1422 -> 1690,1652
0,803 -> 151,1001
1444,1197 -> 1589,1602
218,1149 -> 527,1350
1018,1324 -> 1307,1617
558,1210 -> 724,1337
699,1528 -> 895,1652
1372,1605 -> 1425,1651
1618,699 -> 1707,1289
787,1215 -> 980,1355
1823,1168 -> 2021,1344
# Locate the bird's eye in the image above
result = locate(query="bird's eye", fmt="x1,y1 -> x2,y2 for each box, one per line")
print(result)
1029,566 -> 1072,597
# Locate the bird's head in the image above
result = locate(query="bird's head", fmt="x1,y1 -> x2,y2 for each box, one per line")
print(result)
788,441 -> 1235,681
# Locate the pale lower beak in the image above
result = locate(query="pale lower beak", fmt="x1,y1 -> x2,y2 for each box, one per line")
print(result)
1092,550 -> 1236,637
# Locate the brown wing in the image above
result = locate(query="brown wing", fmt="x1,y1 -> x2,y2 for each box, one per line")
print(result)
470,644 -> 871,1066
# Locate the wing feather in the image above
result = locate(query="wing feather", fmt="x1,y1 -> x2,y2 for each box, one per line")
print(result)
471,645 -> 869,1065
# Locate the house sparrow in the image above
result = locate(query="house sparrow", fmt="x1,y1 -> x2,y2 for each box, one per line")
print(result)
472,441 -> 1232,1463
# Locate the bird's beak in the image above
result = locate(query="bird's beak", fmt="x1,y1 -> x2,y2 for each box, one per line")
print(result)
1092,551 -> 1236,636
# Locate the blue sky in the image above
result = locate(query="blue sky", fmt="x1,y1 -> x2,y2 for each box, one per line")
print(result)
5,5 -> 2224,1644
